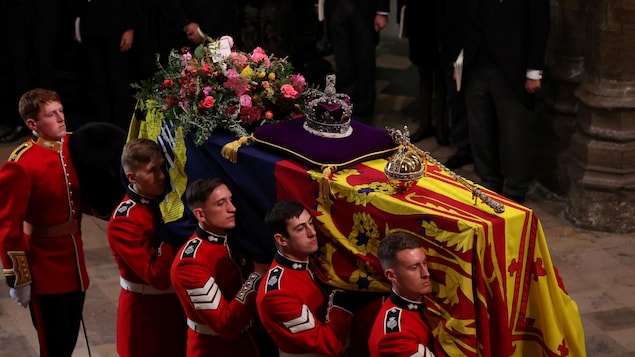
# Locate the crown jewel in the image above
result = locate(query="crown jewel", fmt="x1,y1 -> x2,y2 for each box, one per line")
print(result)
384,126 -> 425,192
304,74 -> 353,138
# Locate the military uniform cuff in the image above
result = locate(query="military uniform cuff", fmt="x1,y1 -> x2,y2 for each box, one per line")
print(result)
235,272 -> 262,304
3,251 -> 31,288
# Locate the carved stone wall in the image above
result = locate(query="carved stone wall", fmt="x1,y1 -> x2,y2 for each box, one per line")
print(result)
538,0 -> 588,196
568,0 -> 635,232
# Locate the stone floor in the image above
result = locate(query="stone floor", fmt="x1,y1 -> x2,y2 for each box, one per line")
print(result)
1,22 -> 634,357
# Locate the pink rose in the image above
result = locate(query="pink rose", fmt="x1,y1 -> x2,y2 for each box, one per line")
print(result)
240,95 -> 252,107
281,84 -> 298,98
181,52 -> 192,66
200,96 -> 215,108
229,52 -> 248,67
251,47 -> 268,63
290,74 -> 306,88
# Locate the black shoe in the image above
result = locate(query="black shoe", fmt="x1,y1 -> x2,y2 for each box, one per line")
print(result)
443,152 -> 474,170
0,125 -> 30,144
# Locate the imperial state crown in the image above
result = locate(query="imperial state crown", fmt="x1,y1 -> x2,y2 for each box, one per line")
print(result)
304,74 -> 353,138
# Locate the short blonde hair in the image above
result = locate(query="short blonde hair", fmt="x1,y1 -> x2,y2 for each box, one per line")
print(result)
121,139 -> 163,173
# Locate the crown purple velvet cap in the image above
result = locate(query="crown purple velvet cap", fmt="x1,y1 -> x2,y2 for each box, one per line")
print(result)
304,74 -> 353,138
253,116 -> 397,168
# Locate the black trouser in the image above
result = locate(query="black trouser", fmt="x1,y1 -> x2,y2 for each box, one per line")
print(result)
444,62 -> 471,156
325,0 -> 377,124
29,290 -> 86,357
464,61 -> 535,199
83,35 -> 134,130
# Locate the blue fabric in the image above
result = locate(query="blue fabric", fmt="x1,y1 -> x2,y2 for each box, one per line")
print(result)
166,132 -> 282,262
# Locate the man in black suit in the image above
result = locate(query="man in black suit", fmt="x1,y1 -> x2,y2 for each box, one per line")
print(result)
157,0 -> 241,62
439,0 -> 474,170
74,0 -> 139,131
399,0 -> 449,145
324,0 -> 390,125
463,0 -> 550,203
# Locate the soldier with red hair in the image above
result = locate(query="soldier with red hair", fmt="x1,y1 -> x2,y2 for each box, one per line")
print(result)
0,88 -> 89,357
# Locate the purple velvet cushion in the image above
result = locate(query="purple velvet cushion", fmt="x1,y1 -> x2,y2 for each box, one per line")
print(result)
252,117 -> 397,169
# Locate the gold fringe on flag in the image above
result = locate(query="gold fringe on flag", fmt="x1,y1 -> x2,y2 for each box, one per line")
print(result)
221,135 -> 250,163
318,166 -> 335,213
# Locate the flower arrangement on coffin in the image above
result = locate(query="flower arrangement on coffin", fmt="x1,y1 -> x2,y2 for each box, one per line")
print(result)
132,36 -> 308,145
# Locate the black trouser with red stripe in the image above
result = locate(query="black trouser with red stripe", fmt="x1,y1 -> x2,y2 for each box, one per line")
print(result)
29,291 -> 86,357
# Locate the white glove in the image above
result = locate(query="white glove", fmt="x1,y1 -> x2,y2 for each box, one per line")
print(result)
9,285 -> 31,308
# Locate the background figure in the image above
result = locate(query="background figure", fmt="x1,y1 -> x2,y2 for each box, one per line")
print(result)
1,0 -> 61,143
324,0 -> 390,124
439,0 -> 473,170
240,0 -> 331,88
0,89 -> 89,357
463,0 -> 550,203
156,0 -> 241,63
400,0 -> 449,145
74,0 -> 139,131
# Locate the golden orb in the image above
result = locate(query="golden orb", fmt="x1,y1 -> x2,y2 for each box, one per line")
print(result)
384,148 -> 425,192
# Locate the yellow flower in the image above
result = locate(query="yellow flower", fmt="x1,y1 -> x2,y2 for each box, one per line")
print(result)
268,72 -> 276,80
257,71 -> 266,78
241,66 -> 254,78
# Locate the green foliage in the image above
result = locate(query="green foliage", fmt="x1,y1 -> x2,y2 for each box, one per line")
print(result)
132,38 -> 308,144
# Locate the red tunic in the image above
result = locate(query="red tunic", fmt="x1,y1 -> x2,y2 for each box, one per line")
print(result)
107,187 -> 186,357
0,135 -> 89,295
368,291 -> 436,357
256,252 -> 353,356
171,226 -> 263,357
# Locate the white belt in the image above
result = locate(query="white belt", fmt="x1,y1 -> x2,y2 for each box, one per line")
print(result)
119,277 -> 175,295
279,352 -> 324,357
187,318 -> 217,335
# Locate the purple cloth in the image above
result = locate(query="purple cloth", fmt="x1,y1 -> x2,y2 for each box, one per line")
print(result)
253,116 -> 397,168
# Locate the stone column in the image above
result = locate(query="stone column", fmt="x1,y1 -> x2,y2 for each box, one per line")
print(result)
537,0 -> 588,196
569,0 -> 635,232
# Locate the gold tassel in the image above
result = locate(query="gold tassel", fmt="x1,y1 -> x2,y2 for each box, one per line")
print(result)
318,166 -> 335,212
221,136 -> 250,163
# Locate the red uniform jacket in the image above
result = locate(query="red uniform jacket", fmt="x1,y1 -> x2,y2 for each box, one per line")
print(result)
256,252 -> 353,356
368,291 -> 436,357
108,187 -> 186,357
171,226 -> 263,357
0,135 -> 89,295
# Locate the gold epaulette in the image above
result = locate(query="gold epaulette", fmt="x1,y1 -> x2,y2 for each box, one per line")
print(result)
3,251 -> 32,287
8,141 -> 33,162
